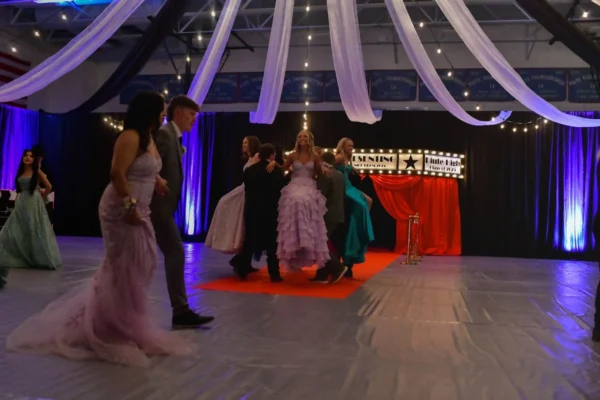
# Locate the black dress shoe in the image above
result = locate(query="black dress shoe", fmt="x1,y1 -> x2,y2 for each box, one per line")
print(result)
270,275 -> 283,283
172,310 -> 214,330
248,266 -> 260,273
309,267 -> 329,283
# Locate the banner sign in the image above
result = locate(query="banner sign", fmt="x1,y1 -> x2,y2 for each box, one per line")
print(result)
205,73 -> 239,103
313,149 -> 465,179
419,70 -> 467,102
466,69 -> 513,102
122,68 -> 592,104
568,69 -> 600,103
239,72 -> 263,103
281,71 -> 324,103
370,70 -> 418,102
324,71 -> 370,102
518,68 -> 567,102
423,153 -> 462,174
351,150 -> 399,171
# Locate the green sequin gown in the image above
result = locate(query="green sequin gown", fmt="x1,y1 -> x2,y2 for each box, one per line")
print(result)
0,177 -> 61,271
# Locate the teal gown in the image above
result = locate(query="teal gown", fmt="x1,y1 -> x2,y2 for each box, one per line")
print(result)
0,177 -> 61,271
336,164 -> 375,265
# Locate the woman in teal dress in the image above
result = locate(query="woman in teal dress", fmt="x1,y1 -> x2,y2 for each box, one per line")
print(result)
0,149 -> 61,274
335,138 -> 374,277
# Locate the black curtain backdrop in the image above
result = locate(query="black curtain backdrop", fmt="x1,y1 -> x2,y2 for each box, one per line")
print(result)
41,110 -> 600,260
515,0 -> 600,68
38,112 -> 115,236
212,111 -> 599,260
65,0 -> 190,114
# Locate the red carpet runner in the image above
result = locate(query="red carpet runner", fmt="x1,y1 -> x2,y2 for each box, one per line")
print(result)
195,250 -> 400,299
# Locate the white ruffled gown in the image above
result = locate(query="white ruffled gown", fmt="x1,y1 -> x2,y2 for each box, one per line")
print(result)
204,154 -> 259,253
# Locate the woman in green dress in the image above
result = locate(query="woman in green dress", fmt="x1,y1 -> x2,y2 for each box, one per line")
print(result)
0,149 -> 61,273
335,138 -> 374,277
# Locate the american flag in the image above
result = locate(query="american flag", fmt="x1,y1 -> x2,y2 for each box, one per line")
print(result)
0,50 -> 30,108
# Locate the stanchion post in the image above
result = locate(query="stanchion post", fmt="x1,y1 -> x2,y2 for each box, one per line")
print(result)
412,213 -> 421,262
402,214 -> 419,265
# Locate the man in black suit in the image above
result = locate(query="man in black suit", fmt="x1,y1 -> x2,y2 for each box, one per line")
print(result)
231,143 -> 285,282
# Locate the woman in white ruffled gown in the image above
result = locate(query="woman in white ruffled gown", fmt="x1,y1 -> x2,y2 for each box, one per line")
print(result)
205,136 -> 261,261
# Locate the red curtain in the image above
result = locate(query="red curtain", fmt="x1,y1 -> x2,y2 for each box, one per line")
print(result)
369,175 -> 461,255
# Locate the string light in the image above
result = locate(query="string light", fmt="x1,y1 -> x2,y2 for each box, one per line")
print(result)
583,11 -> 589,18
303,2 -> 311,131
2,7 -> 64,55
419,22 -> 424,28
103,116 -> 124,132
490,113 -> 552,132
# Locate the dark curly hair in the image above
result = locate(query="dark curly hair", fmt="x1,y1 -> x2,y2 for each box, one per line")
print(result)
122,91 -> 166,152
15,149 -> 39,195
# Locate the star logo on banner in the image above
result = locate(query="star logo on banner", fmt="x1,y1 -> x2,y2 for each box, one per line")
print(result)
403,155 -> 418,169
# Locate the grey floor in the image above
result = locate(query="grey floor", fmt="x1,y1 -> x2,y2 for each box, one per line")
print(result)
1,237 -> 600,400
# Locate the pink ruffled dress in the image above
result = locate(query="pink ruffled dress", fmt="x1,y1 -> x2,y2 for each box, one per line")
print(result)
276,160 -> 330,268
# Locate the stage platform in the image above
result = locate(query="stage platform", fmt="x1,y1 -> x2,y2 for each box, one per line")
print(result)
1,237 -> 600,399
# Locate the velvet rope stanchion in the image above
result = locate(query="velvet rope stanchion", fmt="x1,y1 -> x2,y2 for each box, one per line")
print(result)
369,175 -> 462,255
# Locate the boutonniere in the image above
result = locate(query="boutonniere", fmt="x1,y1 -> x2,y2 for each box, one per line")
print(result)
181,145 -> 187,154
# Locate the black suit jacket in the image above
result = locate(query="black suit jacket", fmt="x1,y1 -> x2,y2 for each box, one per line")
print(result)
243,160 -> 285,250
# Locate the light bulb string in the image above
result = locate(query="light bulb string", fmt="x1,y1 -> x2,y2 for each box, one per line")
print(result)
413,0 -> 455,72
492,114 -> 549,126
303,2 -> 311,130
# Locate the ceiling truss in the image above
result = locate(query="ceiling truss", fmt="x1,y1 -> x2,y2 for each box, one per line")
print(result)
0,0 -> 598,49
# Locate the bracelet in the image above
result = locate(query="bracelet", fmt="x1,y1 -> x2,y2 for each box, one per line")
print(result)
123,196 -> 137,211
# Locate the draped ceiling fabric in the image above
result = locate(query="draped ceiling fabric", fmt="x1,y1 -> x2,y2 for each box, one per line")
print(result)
435,0 -> 600,128
326,0 -> 381,124
249,0 -> 295,124
369,175 -> 462,255
187,0 -> 242,105
384,0 -> 511,126
515,0 -> 600,68
0,0 -> 145,103
68,0 -> 190,114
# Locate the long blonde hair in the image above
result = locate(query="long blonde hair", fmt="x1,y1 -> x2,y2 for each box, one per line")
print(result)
294,129 -> 316,156
336,137 -> 352,164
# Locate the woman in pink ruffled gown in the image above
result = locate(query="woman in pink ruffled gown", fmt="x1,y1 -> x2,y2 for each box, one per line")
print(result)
6,92 -> 194,367
205,136 -> 260,264
267,130 -> 330,269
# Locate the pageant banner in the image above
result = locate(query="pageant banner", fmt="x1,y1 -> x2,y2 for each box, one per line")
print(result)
121,68 -> 596,104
